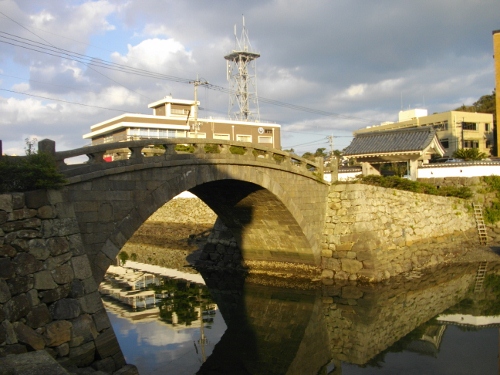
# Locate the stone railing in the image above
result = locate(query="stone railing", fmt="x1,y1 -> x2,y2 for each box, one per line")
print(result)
36,138 -> 324,179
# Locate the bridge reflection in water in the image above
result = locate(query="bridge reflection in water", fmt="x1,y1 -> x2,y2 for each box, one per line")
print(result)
104,261 -> 500,374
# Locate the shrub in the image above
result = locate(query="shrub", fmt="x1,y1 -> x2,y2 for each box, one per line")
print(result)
482,176 -> 500,224
204,144 -> 220,153
0,153 -> 66,193
229,146 -> 246,155
358,175 -> 472,199
452,148 -> 488,160
175,144 -> 195,153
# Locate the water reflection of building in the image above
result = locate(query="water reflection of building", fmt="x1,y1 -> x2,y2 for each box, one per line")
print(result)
100,263 -> 218,330
437,314 -> 500,327
99,265 -> 160,309
406,325 -> 447,357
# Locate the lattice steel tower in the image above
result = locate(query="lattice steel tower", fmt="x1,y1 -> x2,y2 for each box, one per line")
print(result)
224,17 -> 260,121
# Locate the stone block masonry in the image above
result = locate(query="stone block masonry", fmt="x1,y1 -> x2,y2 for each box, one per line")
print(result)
322,183 -> 477,282
0,191 -> 137,374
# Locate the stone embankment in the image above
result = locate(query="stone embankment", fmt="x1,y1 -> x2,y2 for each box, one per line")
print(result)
121,197 -> 217,271
321,183 -> 479,282
0,191 -> 136,374
322,262 -> 497,365
419,176 -> 500,244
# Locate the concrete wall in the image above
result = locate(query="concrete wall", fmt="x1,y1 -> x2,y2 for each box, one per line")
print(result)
0,191 -> 134,373
321,183 -> 477,282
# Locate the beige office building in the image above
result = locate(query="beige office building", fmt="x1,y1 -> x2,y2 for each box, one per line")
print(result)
83,96 -> 281,148
494,29 -> 500,156
355,109 -> 494,157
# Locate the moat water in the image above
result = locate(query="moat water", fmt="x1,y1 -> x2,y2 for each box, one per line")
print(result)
101,260 -> 500,375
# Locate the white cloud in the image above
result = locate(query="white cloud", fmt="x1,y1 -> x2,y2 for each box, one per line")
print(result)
111,38 -> 195,74
1,0 -> 498,156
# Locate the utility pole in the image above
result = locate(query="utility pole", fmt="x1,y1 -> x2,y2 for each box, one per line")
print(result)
189,77 -> 208,137
327,135 -> 335,162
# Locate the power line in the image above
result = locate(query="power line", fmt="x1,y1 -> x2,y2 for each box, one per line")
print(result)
0,30 -> 381,124
0,12 -> 154,101
0,11 -> 384,125
0,88 -> 139,113
284,137 -> 328,148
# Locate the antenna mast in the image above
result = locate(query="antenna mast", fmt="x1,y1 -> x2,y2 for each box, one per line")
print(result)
224,16 -> 260,121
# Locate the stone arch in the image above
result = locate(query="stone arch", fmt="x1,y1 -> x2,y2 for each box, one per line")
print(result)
64,162 -> 328,284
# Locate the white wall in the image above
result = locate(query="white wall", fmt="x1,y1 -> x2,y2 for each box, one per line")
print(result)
418,163 -> 500,178
325,171 -> 361,182
328,163 -> 500,182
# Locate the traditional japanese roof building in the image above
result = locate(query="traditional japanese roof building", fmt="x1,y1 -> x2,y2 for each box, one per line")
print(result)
344,126 -> 445,180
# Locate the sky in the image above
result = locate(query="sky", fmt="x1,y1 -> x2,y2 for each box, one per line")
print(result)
0,0 -> 499,156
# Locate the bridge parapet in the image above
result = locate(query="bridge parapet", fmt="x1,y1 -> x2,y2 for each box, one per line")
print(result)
42,138 -> 324,182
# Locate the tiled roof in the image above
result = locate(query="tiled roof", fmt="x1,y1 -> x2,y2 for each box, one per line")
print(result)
344,126 -> 438,156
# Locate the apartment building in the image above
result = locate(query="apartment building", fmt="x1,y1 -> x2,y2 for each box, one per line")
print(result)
355,109 -> 494,157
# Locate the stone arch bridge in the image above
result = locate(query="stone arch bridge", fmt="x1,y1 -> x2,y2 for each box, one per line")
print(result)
43,138 -> 330,284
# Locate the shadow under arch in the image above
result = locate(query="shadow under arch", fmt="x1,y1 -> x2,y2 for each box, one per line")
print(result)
190,179 -> 315,267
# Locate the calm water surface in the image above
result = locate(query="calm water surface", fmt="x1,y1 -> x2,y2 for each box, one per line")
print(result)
102,260 -> 500,375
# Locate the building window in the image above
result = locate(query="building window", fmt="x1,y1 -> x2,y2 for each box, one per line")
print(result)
463,140 -> 479,148
188,132 -> 206,138
439,138 -> 449,148
485,123 -> 490,132
171,108 -> 190,115
214,133 -> 230,140
175,130 -> 187,138
462,122 -> 477,131
258,136 -> 273,144
104,135 -> 114,143
236,135 -> 252,142
433,122 -> 448,131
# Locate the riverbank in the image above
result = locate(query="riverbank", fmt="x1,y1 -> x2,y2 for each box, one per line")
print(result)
122,196 -> 500,282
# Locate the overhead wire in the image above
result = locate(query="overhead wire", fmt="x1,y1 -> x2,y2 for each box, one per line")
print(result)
0,88 -> 138,113
0,10 -> 385,134
0,12 -> 155,101
0,29 -> 380,125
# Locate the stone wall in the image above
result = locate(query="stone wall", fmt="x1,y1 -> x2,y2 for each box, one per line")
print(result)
321,263 -> 479,365
0,191 -> 135,374
322,184 -> 478,282
419,176 -> 500,243
121,197 -> 216,271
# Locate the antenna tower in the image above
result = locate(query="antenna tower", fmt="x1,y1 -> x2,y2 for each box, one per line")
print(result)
224,16 -> 260,121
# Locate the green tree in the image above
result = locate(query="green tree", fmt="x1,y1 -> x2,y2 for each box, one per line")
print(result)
0,153 -> 66,193
0,138 -> 66,193
456,91 -> 496,118
314,148 -> 328,158
301,148 -> 329,161
452,148 -> 488,161
118,251 -> 129,265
